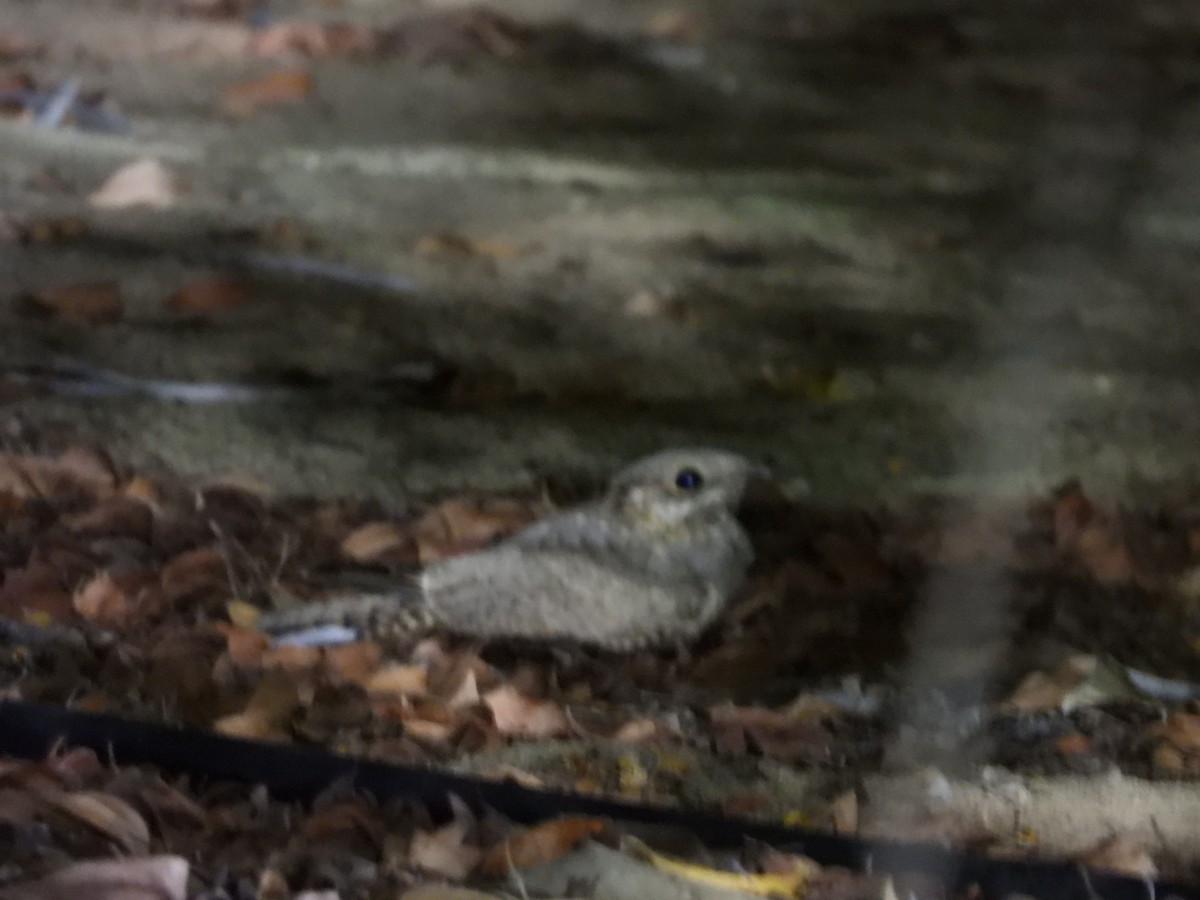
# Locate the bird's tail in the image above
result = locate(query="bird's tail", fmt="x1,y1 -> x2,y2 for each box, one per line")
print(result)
256,584 -> 434,640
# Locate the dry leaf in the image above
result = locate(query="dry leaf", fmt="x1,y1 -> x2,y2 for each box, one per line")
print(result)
221,68 -> 312,116
622,835 -> 818,897
165,276 -> 249,313
1002,655 -> 1137,714
122,475 -> 163,509
1074,524 -> 1135,585
55,445 -> 119,495
89,158 -> 179,209
1076,836 -> 1157,879
483,684 -> 568,738
610,717 -> 658,743
214,672 -> 301,739
399,887 -> 500,900
0,856 -> 188,900
0,451 -> 113,499
409,819 -> 481,879
19,282 -> 122,325
414,231 -> 524,261
475,764 -> 544,789
0,559 -> 73,623
341,520 -> 417,565
249,21 -> 377,58
72,572 -> 131,625
259,643 -> 324,672
708,702 -> 831,763
1053,484 -> 1095,544
365,663 -> 429,698
479,816 -> 604,876
1053,730 -> 1092,756
1146,712 -> 1200,774
38,788 -> 151,853
829,789 -> 858,834
67,495 -> 153,540
324,641 -> 383,684
160,546 -> 229,605
443,668 -> 480,710
301,799 -> 380,842
226,600 -> 262,629
415,496 -> 539,564
218,622 -> 270,667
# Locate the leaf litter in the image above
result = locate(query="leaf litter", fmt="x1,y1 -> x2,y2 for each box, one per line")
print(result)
2,447 -> 1200,880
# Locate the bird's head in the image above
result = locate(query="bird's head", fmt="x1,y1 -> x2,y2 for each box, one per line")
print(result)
605,448 -> 769,529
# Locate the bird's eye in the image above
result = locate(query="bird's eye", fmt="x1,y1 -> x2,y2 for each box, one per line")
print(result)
674,468 -> 703,490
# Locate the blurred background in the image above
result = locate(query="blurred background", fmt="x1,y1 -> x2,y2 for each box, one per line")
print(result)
1,0 -> 1199,502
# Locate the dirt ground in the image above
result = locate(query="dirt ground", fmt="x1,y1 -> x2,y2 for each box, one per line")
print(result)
4,0 -> 1200,889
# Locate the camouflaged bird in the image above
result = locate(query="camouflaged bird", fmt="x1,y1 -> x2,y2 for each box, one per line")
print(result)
260,449 -> 765,650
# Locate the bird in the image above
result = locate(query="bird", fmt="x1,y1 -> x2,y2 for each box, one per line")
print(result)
258,448 -> 766,650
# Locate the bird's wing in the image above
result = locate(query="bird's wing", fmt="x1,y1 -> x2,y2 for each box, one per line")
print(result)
421,544 -> 699,649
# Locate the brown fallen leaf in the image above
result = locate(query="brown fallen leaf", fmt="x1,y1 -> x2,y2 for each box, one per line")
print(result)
409,819 -> 482,879
708,702 -> 832,763
72,572 -> 131,625
160,546 -> 230,606
89,158 -> 179,210
398,887 -> 502,900
37,788 -> 151,853
0,559 -> 73,624
1145,711 -> 1200,775
214,671 -> 302,739
226,599 -> 262,629
341,520 -> 417,566
301,798 -> 381,842
414,231 -> 524,262
483,684 -> 569,739
1053,730 -> 1092,756
1074,523 -> 1135,585
217,622 -> 270,667
258,869 -> 289,900
415,496 -> 541,564
0,450 -> 112,500
1053,483 -> 1095,544
19,282 -> 122,325
42,746 -> 106,787
1076,835 -> 1157,879
121,474 -> 164,510
67,495 -> 153,540
1002,654 -> 1137,714
0,856 -> 188,900
829,789 -> 858,834
221,68 -> 312,116
324,641 -> 383,685
258,642 -> 324,672
365,663 -> 429,698
1051,485 -> 1134,585
59,445 -> 118,490
610,717 -> 658,744
479,816 -> 605,876
249,20 -> 378,58
165,276 -> 250,313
